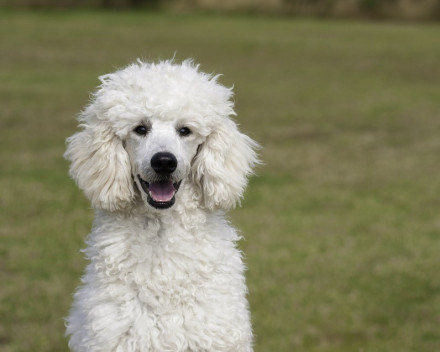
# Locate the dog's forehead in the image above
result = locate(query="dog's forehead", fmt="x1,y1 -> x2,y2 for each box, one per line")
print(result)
94,62 -> 235,139
149,119 -> 175,130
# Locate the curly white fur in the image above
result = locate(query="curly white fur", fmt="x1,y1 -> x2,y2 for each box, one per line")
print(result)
64,60 -> 259,352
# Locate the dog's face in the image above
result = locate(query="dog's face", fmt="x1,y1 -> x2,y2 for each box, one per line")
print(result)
65,60 -> 259,212
124,118 -> 204,209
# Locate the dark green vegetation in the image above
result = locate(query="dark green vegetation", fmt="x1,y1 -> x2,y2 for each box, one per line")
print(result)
1,11 -> 440,351
3,0 -> 440,21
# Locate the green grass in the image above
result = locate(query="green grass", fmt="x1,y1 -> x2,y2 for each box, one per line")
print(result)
1,10 -> 440,352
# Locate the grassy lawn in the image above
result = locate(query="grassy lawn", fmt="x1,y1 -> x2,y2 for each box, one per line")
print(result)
1,10 -> 440,352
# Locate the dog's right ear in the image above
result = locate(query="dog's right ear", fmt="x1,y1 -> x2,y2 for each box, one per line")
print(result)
64,109 -> 135,212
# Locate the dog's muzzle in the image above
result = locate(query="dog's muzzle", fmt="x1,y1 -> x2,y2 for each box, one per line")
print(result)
137,152 -> 181,209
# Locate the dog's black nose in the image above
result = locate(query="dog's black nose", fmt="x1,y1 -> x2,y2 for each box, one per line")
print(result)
151,152 -> 177,175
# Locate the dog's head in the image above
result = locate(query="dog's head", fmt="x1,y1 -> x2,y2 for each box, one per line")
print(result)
65,60 -> 259,212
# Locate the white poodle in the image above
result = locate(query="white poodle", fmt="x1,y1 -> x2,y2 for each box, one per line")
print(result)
64,60 -> 259,352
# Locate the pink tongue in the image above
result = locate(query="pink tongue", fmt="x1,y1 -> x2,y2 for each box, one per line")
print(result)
149,181 -> 175,202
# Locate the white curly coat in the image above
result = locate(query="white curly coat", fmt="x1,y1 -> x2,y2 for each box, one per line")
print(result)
64,60 -> 259,352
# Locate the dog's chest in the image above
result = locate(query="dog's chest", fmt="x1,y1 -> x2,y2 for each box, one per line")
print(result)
90,215 -> 242,311
86,218 -> 248,350
75,214 -> 251,351
131,232 -> 226,312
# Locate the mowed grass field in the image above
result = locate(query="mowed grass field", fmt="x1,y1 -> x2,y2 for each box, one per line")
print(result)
1,10 -> 440,352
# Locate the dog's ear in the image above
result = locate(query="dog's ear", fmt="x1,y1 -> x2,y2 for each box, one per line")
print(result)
191,118 -> 259,210
64,111 -> 135,212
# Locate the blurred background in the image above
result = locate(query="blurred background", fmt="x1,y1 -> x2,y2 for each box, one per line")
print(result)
1,1 -> 440,351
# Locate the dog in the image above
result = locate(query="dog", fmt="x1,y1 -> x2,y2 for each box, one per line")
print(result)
64,60 -> 259,351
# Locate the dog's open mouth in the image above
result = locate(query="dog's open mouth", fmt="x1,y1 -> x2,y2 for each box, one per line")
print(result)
137,175 -> 182,209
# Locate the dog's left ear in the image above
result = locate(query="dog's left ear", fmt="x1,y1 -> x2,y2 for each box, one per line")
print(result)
191,118 -> 260,210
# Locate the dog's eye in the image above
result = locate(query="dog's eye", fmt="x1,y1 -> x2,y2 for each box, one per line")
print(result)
134,125 -> 148,136
178,127 -> 191,137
